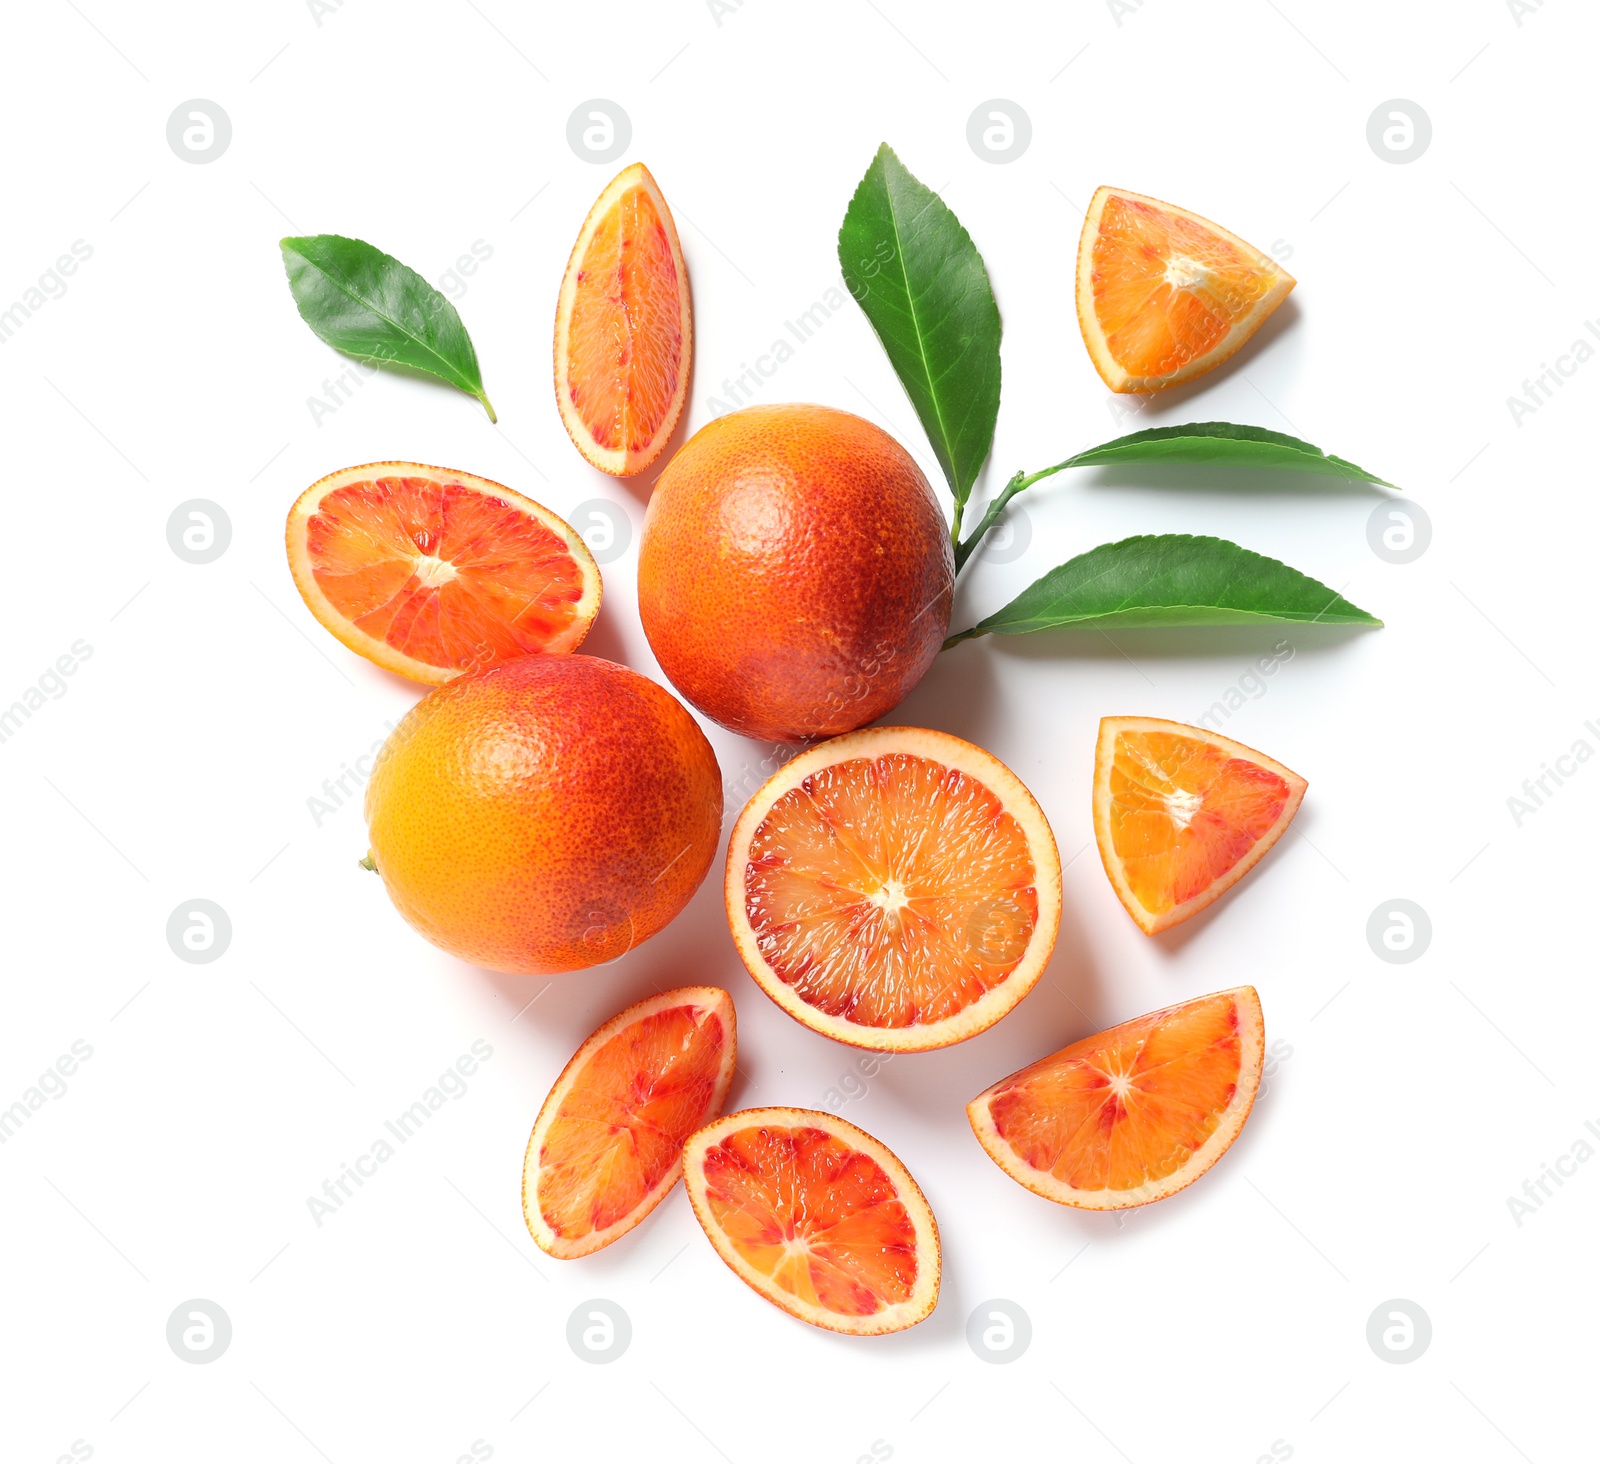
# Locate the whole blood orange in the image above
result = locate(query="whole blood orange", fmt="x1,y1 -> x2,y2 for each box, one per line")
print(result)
363,655 -> 721,974
637,405 -> 954,742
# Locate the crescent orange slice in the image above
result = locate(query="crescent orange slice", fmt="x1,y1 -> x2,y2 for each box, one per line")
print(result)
1094,716 -> 1307,935
1077,186 -> 1295,393
968,986 -> 1264,1209
554,163 -> 692,476
725,727 -> 1061,1052
683,1108 -> 940,1335
522,987 -> 735,1259
286,462 -> 601,684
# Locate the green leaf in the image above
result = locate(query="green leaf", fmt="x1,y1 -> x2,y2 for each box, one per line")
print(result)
1062,421 -> 1396,487
946,534 -> 1381,646
280,234 -> 496,421
838,144 -> 1001,519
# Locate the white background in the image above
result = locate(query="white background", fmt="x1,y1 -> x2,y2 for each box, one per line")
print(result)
1,2 -> 1593,1461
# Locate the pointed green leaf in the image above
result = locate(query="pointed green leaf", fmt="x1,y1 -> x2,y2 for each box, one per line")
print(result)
948,534 -> 1380,645
280,234 -> 496,421
838,144 -> 1001,510
1063,421 -> 1395,487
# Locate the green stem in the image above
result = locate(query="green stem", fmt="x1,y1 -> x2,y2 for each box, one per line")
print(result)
477,391 -> 498,424
949,496 -> 964,548
940,624 -> 988,651
359,852 -> 378,873
953,455 -> 1084,575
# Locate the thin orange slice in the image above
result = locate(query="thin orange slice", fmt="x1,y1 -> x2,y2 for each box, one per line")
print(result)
683,1108 -> 940,1334
968,986 -> 1264,1209
522,987 -> 735,1259
286,462 -> 601,685
554,162 -> 692,476
1094,716 -> 1307,935
1076,186 -> 1295,393
726,727 -> 1061,1052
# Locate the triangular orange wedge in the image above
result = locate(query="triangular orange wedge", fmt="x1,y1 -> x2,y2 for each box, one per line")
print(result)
968,986 -> 1264,1209
1077,186 -> 1295,393
683,1108 -> 940,1335
726,726 -> 1062,1052
1094,716 -> 1306,935
554,163 -> 692,476
286,462 -> 601,684
522,987 -> 736,1259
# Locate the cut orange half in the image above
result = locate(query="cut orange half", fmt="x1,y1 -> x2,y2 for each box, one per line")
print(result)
286,462 -> 601,685
554,162 -> 692,476
683,1108 -> 940,1335
522,987 -> 735,1259
968,986 -> 1264,1209
726,727 -> 1061,1052
1094,716 -> 1307,935
1076,186 -> 1295,393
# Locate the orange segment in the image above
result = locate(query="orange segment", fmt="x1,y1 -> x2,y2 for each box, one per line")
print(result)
554,162 -> 692,476
726,727 -> 1061,1052
683,1108 -> 940,1334
968,987 -> 1264,1209
522,987 -> 735,1259
286,462 -> 601,685
1076,186 -> 1295,392
1094,716 -> 1307,935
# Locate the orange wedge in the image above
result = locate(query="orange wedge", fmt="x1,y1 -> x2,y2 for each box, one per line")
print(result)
968,986 -> 1264,1209
554,163 -> 692,476
286,462 -> 601,685
683,1108 -> 940,1334
1094,716 -> 1306,935
1076,186 -> 1295,393
522,987 -> 736,1259
726,727 -> 1061,1052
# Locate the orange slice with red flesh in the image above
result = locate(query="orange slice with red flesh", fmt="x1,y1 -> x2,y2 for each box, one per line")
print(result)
286,462 -> 601,685
1077,186 -> 1295,393
1094,716 -> 1307,935
725,726 -> 1061,1052
554,163 -> 692,476
968,986 -> 1264,1209
683,1108 -> 940,1335
522,987 -> 736,1259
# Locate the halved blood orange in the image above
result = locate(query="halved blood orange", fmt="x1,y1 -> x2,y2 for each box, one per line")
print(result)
522,987 -> 735,1259
683,1108 -> 940,1334
968,986 -> 1264,1209
286,462 -> 601,684
726,727 -> 1061,1052
554,162 -> 692,476
1095,716 -> 1307,935
1077,186 -> 1295,393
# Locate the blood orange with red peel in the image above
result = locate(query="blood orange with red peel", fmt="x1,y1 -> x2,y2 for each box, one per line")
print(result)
286,462 -> 601,685
523,987 -> 736,1259
638,404 -> 954,742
